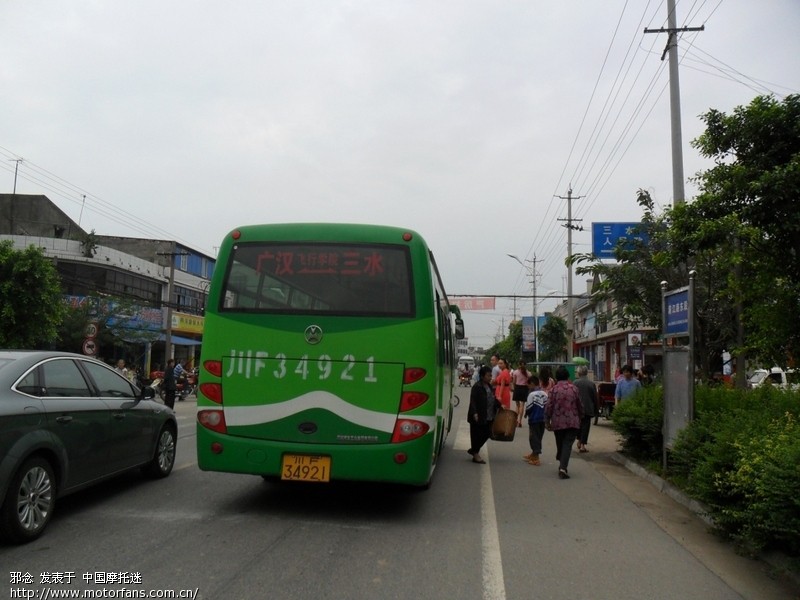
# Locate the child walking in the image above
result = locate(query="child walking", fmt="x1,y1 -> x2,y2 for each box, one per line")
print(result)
523,375 -> 548,466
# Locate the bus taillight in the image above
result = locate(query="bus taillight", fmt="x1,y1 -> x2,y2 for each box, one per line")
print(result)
204,360 -> 223,377
400,391 -> 429,412
199,382 -> 223,404
391,419 -> 429,443
403,368 -> 426,384
198,409 -> 227,434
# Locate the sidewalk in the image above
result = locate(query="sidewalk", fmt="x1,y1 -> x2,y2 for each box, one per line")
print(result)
582,418 -> 714,521
581,417 -> 800,595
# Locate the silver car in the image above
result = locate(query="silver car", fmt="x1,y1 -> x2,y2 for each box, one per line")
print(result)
0,351 -> 177,543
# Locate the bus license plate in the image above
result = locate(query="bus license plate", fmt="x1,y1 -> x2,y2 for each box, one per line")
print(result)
281,454 -> 331,482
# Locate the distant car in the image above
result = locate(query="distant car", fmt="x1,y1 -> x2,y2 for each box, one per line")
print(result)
748,367 -> 799,391
0,351 -> 177,543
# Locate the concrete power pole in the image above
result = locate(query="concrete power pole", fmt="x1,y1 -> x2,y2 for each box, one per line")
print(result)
557,187 -> 584,360
530,255 -> 542,361
508,253 -> 543,360
157,247 -> 190,365
8,158 -> 22,234
644,0 -> 703,205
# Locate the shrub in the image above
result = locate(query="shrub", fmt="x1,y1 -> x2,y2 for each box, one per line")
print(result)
611,384 -> 663,462
668,385 -> 800,556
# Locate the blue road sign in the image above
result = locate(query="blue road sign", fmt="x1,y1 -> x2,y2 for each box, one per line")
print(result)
664,289 -> 689,337
592,222 -> 649,259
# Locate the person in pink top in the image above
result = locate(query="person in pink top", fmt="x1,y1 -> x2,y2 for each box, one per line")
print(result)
511,360 -> 530,426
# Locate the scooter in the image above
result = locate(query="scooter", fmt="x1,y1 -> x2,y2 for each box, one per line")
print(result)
176,369 -> 197,399
459,371 -> 473,387
149,369 -> 198,401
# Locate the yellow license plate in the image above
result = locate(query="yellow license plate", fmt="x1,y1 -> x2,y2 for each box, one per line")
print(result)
281,454 -> 331,482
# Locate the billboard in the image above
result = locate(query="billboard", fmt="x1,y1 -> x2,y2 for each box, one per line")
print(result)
521,316 -> 535,352
450,297 -> 496,311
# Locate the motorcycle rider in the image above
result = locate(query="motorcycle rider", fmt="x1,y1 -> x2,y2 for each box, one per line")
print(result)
173,359 -> 195,399
174,359 -> 188,380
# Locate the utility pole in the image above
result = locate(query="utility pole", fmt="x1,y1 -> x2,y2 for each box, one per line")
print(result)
157,246 -> 190,365
8,158 -> 22,234
10,158 -> 22,194
556,187 -> 584,360
644,0 -> 703,205
508,253 -> 543,360
530,255 -> 542,361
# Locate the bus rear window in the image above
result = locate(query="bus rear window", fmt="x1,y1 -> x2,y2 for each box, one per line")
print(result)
220,243 -> 414,316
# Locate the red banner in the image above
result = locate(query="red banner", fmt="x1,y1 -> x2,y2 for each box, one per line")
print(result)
450,297 -> 496,311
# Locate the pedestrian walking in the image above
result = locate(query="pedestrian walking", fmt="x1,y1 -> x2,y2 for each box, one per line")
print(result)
511,360 -> 529,427
544,365 -> 584,479
163,358 -> 177,410
494,358 -> 512,410
489,354 -> 500,393
614,364 -> 642,405
522,375 -> 548,466
467,366 -> 501,464
538,365 -> 555,396
573,365 -> 598,452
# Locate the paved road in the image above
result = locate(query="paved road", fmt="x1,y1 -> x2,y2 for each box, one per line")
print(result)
1,395 -> 797,599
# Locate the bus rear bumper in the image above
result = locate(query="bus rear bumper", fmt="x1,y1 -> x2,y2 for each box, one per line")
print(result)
196,428 -> 436,487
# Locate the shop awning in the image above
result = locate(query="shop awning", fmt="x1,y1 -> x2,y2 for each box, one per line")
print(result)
158,334 -> 203,346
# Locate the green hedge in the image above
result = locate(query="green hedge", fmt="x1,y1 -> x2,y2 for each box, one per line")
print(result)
612,384 -> 800,557
611,384 -> 664,462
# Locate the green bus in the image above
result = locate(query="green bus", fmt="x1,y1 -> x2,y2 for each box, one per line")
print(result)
196,223 -> 464,487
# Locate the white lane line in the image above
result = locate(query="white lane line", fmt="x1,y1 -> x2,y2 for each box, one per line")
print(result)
173,462 -> 196,471
455,421 -> 506,600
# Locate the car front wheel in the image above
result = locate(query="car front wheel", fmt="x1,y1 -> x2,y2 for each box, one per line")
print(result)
0,457 -> 56,544
142,425 -> 176,478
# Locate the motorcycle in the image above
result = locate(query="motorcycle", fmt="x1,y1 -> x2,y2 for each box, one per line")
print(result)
459,370 -> 473,387
149,369 -> 197,401
176,369 -> 198,399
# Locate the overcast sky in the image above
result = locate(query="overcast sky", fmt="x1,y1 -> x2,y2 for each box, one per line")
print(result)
2,1 -> 798,346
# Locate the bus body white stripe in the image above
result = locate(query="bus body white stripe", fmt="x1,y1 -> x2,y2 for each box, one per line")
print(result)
223,390 -> 436,432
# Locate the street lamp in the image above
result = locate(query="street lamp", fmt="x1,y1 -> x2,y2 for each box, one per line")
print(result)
507,254 -> 539,360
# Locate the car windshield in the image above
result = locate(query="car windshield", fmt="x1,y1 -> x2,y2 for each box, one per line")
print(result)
748,371 -> 767,385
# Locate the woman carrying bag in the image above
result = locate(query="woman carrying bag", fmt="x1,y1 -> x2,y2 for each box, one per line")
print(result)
467,366 -> 502,464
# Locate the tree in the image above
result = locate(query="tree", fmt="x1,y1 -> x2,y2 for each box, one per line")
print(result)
482,320 -> 525,366
55,295 -> 161,359
688,93 -> 800,366
569,94 -> 800,375
0,241 -> 66,348
570,189 -> 686,332
80,229 -> 99,258
537,316 -> 568,361
691,94 -> 800,281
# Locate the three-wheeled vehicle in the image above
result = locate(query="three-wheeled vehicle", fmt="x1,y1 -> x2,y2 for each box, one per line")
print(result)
596,381 -> 617,421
